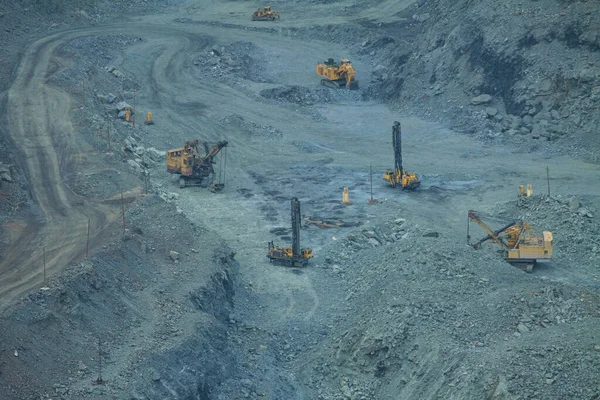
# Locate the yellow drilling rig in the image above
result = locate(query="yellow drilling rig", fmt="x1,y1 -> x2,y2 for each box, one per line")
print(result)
383,121 -> 420,189
467,210 -> 553,272
267,197 -> 313,267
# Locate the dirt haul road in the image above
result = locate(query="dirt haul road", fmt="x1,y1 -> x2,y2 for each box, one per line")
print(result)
1,0 -> 599,311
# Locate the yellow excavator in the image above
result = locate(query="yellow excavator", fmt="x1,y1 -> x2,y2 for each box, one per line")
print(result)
166,140 -> 228,189
467,210 -> 553,272
316,58 -> 359,89
251,6 -> 280,21
383,121 -> 420,189
267,197 -> 313,267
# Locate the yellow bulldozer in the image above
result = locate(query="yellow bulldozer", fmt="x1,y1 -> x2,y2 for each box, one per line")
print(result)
467,210 -> 553,272
252,6 -> 280,21
316,58 -> 359,89
166,140 -> 228,190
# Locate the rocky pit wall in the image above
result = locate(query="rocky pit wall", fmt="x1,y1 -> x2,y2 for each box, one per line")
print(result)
0,195 -> 238,399
360,0 -> 600,161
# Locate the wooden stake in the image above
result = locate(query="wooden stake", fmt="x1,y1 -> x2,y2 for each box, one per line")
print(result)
86,218 -> 90,259
82,80 -> 85,106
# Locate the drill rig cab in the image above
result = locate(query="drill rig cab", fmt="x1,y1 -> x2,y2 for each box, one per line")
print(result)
467,210 -> 553,272
383,121 -> 420,189
166,140 -> 228,189
316,58 -> 359,90
267,197 -> 313,267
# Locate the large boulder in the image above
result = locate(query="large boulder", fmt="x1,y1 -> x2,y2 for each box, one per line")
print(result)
115,101 -> 132,112
471,94 -> 493,105
146,147 -> 165,162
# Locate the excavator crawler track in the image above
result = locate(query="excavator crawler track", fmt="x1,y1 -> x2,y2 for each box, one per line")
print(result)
320,79 -> 359,90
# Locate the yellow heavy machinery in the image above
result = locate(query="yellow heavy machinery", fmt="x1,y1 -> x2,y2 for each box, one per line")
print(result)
251,6 -> 280,21
383,121 -> 420,189
267,197 -> 313,267
467,210 -> 553,272
316,58 -> 359,89
166,140 -> 228,189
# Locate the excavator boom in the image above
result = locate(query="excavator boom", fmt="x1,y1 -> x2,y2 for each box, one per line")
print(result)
467,210 -> 553,270
166,140 -> 229,189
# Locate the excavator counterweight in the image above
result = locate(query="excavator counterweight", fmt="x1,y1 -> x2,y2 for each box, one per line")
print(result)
267,197 -> 313,267
383,121 -> 420,189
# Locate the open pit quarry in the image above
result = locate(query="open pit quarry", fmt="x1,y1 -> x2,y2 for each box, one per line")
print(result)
0,0 -> 599,399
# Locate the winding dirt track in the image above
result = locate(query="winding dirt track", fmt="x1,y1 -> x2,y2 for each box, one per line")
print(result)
1,2 -> 599,311
1,29 -> 109,306
0,24 -> 211,307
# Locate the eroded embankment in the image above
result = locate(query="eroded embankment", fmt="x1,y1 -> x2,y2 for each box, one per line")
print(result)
0,195 -> 239,399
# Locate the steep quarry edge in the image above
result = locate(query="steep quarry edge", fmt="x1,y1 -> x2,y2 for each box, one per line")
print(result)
0,194 -> 238,399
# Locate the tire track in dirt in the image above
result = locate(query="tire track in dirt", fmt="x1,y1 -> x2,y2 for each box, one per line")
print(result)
0,24 -> 205,307
0,19 -> 334,312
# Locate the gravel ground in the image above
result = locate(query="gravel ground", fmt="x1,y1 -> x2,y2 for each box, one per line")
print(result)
0,0 -> 599,399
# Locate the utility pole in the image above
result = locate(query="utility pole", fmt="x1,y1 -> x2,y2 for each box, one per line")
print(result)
133,90 -> 137,127
546,166 -> 550,196
368,161 -> 377,204
93,337 -> 105,385
121,190 -> 126,231
43,246 -> 46,286
86,218 -> 90,259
